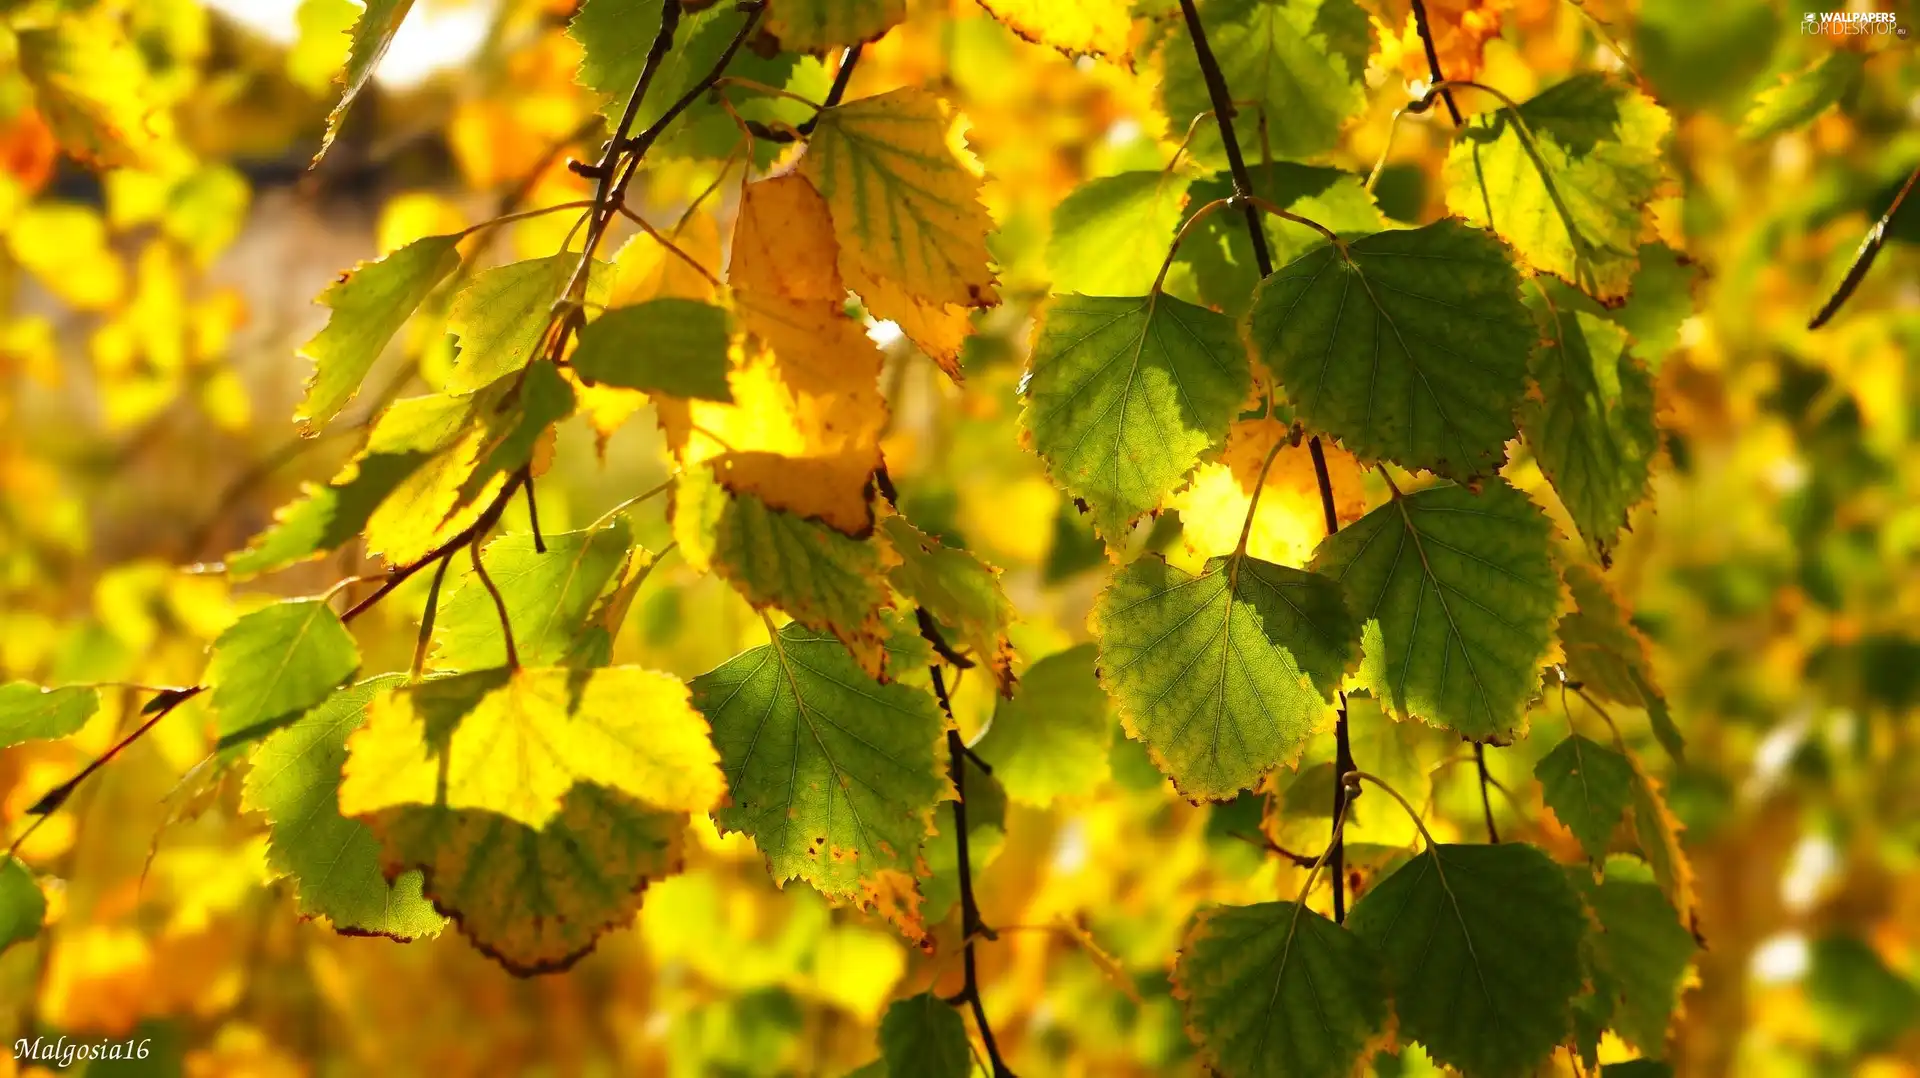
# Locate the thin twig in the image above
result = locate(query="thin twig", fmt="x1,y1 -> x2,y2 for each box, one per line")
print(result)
1408,0 -> 1464,124
1810,161 -> 1920,330
935,672 -> 1017,1078
1175,0 -> 1359,923
522,467 -> 546,553
1473,742 -> 1501,843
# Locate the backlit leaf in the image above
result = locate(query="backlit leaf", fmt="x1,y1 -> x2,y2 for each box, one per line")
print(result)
880,516 -> 1016,695
1560,561 -> 1683,762
1245,219 -> 1534,479
16,10 -> 163,169
432,521 -> 635,670
295,234 -> 461,432
689,620 -> 949,937
0,856 -> 45,954
1523,281 -> 1659,561
673,464 -> 894,678
1535,733 -> 1634,860
1021,294 -> 1249,544
1308,478 -> 1559,741
445,255 -> 607,395
572,299 -> 734,402
1610,243 -> 1698,372
1581,862 -> 1697,1055
340,665 -> 726,829
1181,163 -> 1385,317
974,644 -> 1113,804
766,0 -> 906,50
878,992 -> 971,1078
1176,901 -> 1389,1078
1443,74 -> 1671,303
315,0 -> 417,164
1047,171 -> 1186,296
1092,553 -> 1358,799
1160,0 -> 1368,163
1740,51 -> 1864,141
1346,842 -> 1588,1078
206,599 -> 361,749
1625,749 -> 1694,928
0,683 -> 100,749
364,786 -> 684,975
802,88 -> 999,310
240,675 -> 446,939
978,0 -> 1135,62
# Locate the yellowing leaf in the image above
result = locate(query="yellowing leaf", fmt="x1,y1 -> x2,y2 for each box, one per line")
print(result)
365,786 -> 684,974
802,88 -> 999,311
16,11 -> 164,169
880,516 -> 1017,695
1370,0 -> 1512,87
766,0 -> 906,52
978,0 -> 1136,63
729,174 -> 845,303
673,467 -> 896,678
315,0 -> 418,165
444,255 -> 607,395
340,665 -> 726,830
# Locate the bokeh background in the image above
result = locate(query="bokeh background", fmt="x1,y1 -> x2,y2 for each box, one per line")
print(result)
2,0 -> 1918,1074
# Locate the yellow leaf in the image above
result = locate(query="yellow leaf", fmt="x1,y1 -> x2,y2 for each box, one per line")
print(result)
16,11 -> 166,170
976,0 -> 1137,64
340,665 -> 726,830
802,88 -> 999,312
729,173 -> 844,302
846,263 -> 973,382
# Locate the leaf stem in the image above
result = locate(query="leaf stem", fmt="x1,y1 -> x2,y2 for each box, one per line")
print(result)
522,466 -> 546,553
614,204 -> 724,288
1346,770 -> 1441,853
1809,160 -> 1920,330
1244,195 -> 1344,250
1233,429 -> 1290,559
468,534 -> 520,670
1151,197 -> 1233,295
1473,742 -> 1501,843
411,552 -> 454,681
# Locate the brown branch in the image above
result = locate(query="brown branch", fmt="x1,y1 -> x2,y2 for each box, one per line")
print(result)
1474,742 -> 1501,843
1408,0 -> 1465,125
934,672 -> 1017,1078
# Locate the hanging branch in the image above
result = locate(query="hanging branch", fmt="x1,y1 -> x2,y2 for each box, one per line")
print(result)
1473,742 -> 1501,843
1174,0 -> 1360,922
874,464 -> 1014,1077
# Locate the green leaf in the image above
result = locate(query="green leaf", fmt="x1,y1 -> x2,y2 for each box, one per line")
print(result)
1741,51 -> 1864,140
1609,243 -> 1698,372
316,0 -> 417,164
1346,842 -> 1588,1078
363,786 -> 685,975
295,234 -> 461,431
974,644 -> 1113,805
340,666 -> 726,829
674,465 -> 893,679
226,448 -> 432,579
432,522 -> 635,670
1535,733 -> 1634,860
1245,220 -> 1534,479
1522,282 -> 1659,561
921,751 -> 1005,923
880,516 -> 1017,695
240,675 -> 446,940
571,0 -> 790,149
1443,74 -> 1671,303
1559,561 -> 1683,762
689,620 -> 949,935
1180,163 -> 1385,317
445,255 -> 607,394
1309,479 -> 1559,741
1021,294 -> 1249,543
1806,933 -> 1920,1054
878,992 -> 971,1078
1176,900 -> 1389,1078
0,683 -> 100,749
1582,863 -> 1696,1055
573,299 -> 733,402
766,0 -> 906,51
1625,754 -> 1694,927
1632,0 -> 1780,112
1159,0 -> 1368,163
1092,553 -> 1358,799
0,855 -> 45,954
1047,171 -> 1188,296
206,600 -> 361,749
